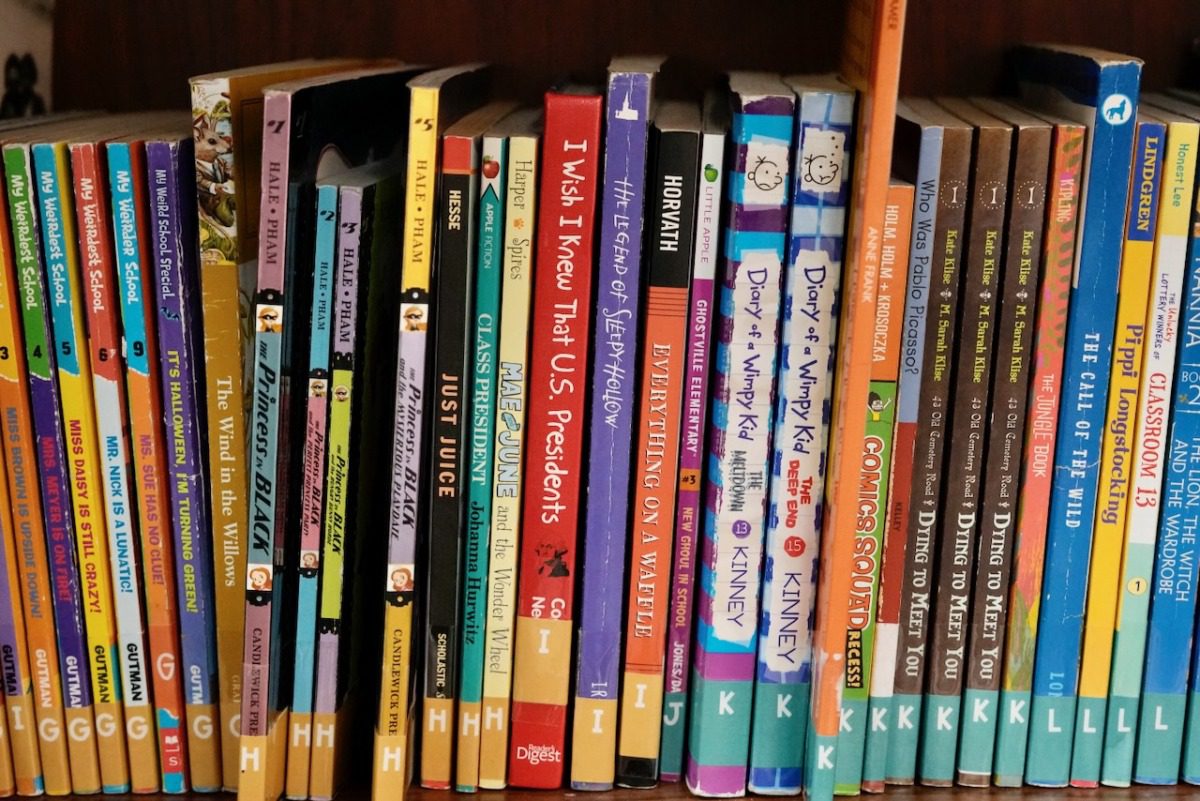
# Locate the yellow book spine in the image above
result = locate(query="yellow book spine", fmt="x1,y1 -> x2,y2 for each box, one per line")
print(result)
477,134 -> 538,791
0,474 -> 41,796
33,142 -> 130,793
1076,122 -> 1163,704
372,603 -> 413,801
401,86 -> 440,293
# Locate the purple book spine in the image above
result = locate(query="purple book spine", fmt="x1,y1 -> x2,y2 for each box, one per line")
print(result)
146,139 -> 219,710
570,64 -> 657,792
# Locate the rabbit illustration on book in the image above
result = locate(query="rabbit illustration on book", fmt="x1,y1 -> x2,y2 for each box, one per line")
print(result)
193,112 -> 235,229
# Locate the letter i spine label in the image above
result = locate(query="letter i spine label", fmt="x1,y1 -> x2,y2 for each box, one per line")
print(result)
919,108 -> 1011,788
3,142 -> 101,794
478,131 -> 538,791
572,66 -> 657,793
884,109 -> 972,786
105,139 -> 190,793
31,140 -> 130,793
69,140 -> 159,793
456,134 -> 506,793
0,144 -> 59,796
957,113 -> 1050,787
686,85 -> 793,798
146,138 -> 223,791
508,91 -> 601,790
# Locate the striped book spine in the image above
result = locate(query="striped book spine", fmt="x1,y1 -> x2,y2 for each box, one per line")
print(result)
455,135 -> 506,793
750,81 -> 853,796
686,76 -> 794,798
32,140 -> 131,793
3,141 -> 102,795
660,112 -> 726,783
107,140 -> 190,793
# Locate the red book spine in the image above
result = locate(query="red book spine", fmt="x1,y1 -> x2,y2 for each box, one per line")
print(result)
506,90 -> 603,789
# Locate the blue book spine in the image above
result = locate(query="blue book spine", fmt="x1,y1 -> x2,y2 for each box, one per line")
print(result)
749,85 -> 852,797
1012,46 -> 1142,788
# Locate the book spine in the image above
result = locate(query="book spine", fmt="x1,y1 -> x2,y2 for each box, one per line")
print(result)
309,182 -> 363,801
0,469 -> 31,795
191,75 -> 249,791
107,141 -> 190,793
956,121 -> 1052,786
3,143 -> 102,795
374,84 -> 442,801
885,124 -> 972,786
750,88 -> 853,796
1080,120 -> 1192,786
420,134 -> 477,790
31,141 -> 132,794
919,119 -> 1011,787
146,140 -> 224,792
571,69 -> 656,792
833,181 -> 913,795
284,184 -> 337,799
477,136 -> 538,791
243,90 -> 294,801
69,141 -> 159,794
1103,119 -> 1196,787
508,91 -> 602,790
456,136 -> 506,793
808,3 -> 906,796
616,123 -> 699,789
861,121 -> 941,794
660,129 -> 725,784
0,155 -> 54,797
992,123 -> 1085,786
1134,157 -> 1200,783
687,91 -> 794,798
1026,119 -> 1160,788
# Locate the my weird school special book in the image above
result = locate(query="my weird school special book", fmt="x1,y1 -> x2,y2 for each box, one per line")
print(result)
507,88 -> 600,790
244,63 -> 420,801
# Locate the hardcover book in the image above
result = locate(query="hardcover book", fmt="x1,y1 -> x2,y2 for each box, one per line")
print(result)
507,89 -> 600,790
992,115 -> 1086,787
616,99 -> 701,789
1011,43 -> 1142,788
686,72 -> 793,798
422,100 -> 515,791
750,75 -> 853,797
570,55 -> 662,793
955,99 -> 1051,787
373,63 -> 486,801
660,95 -> 728,784
107,130 -> 191,793
806,3 -> 907,797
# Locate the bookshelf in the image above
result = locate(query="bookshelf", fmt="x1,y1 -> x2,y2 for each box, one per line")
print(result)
37,1 -> 1200,800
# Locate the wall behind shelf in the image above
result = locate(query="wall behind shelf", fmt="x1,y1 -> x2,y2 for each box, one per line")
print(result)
50,0 -> 1200,111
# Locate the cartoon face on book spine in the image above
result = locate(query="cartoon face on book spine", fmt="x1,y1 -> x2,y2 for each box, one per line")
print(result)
387,563 -> 415,607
